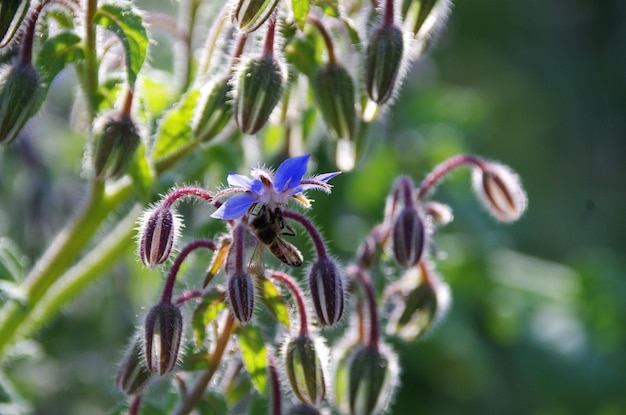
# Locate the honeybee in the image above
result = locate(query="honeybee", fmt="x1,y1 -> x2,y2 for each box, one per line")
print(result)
249,204 -> 303,268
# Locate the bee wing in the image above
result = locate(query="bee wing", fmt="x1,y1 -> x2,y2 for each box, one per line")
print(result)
247,240 -> 266,278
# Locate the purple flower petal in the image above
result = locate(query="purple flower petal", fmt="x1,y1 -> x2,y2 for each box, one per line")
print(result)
312,171 -> 341,183
227,173 -> 255,190
211,193 -> 257,220
273,154 -> 310,192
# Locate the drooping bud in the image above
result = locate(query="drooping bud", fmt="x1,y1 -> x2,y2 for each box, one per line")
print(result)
308,258 -> 345,327
285,335 -> 326,405
422,201 -> 453,226
194,75 -> 233,142
402,0 -> 452,42
391,206 -> 426,268
364,24 -> 404,105
144,302 -> 183,376
116,337 -> 154,395
138,205 -> 180,267
472,163 -> 527,223
228,270 -> 255,323
234,56 -> 284,135
335,344 -> 399,415
232,0 -> 279,33
312,63 -> 357,140
93,112 -> 141,179
286,404 -> 322,415
385,266 -> 450,341
0,63 -> 43,145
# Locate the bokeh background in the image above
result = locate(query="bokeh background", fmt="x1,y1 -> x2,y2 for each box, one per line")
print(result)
1,0 -> 625,414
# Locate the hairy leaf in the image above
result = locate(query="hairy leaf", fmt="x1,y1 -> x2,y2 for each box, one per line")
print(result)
152,90 -> 200,161
237,325 -> 268,394
35,32 -> 85,87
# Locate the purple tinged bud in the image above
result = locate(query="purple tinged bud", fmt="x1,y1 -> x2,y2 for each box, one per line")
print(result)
232,0 -> 280,33
312,63 -> 357,140
0,63 -> 43,145
194,75 -> 233,142
139,206 -> 179,267
365,24 -> 404,104
336,344 -> 399,415
391,207 -> 426,268
234,56 -> 284,135
144,302 -> 183,376
93,112 -> 141,179
472,163 -> 528,223
422,201 -> 453,226
308,258 -> 345,327
285,335 -> 326,405
116,337 -> 154,395
228,270 -> 255,323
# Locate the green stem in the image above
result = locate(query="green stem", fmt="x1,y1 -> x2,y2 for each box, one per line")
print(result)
0,179 -> 134,358
85,0 -> 99,115
25,205 -> 142,338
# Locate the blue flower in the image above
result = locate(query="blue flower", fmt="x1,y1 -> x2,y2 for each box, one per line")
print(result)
212,154 -> 340,220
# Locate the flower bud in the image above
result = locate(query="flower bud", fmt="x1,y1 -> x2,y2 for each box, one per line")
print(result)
312,63 -> 357,140
228,270 -> 255,323
364,24 -> 404,104
392,207 -> 426,268
285,335 -> 326,405
138,206 -> 179,267
308,258 -> 345,327
194,75 -> 233,142
232,0 -> 279,33
472,163 -> 527,223
0,0 -> 30,48
402,0 -> 452,41
0,63 -> 43,145
234,56 -> 284,135
144,302 -> 183,376
286,404 -> 322,415
422,201 -> 453,226
336,344 -> 399,415
93,112 -> 141,179
116,337 -> 154,395
385,267 -> 450,341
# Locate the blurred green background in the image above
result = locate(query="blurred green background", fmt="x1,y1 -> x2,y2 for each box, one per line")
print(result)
1,0 -> 625,414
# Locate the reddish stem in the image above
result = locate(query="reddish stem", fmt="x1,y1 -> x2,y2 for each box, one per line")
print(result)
351,267 -> 380,349
175,289 -> 204,305
18,2 -> 45,66
282,210 -> 328,260
231,33 -> 249,67
268,353 -> 282,415
308,16 -> 336,64
262,15 -> 277,58
270,271 -> 310,336
162,187 -> 214,208
128,395 -> 142,415
233,223 -> 246,272
161,240 -> 217,304
383,0 -> 395,26
121,87 -> 134,117
415,154 -> 487,201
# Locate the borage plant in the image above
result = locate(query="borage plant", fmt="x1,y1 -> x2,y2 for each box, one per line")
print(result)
0,0 -> 527,414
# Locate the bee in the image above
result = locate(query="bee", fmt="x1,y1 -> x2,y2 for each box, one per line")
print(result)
249,204 -> 303,268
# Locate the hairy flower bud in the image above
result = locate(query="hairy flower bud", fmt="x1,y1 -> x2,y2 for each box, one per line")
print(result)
312,63 -> 357,140
0,0 -> 30,48
392,207 -> 426,268
234,56 -> 284,135
116,337 -> 154,395
335,344 -> 399,415
138,206 -> 179,267
232,0 -> 279,33
228,270 -> 255,323
285,335 -> 326,405
308,258 -> 345,327
385,267 -> 450,341
422,201 -> 453,226
93,113 -> 141,179
472,163 -> 527,223
144,302 -> 183,376
194,75 -> 233,142
365,24 -> 404,104
402,0 -> 452,42
287,404 -> 322,415
0,63 -> 43,145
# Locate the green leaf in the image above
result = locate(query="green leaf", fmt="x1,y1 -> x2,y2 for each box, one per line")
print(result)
314,0 -> 339,17
192,289 -> 226,347
0,238 -> 27,282
94,4 -> 148,86
341,17 -> 363,52
292,0 -> 310,30
127,143 -> 153,202
258,277 -> 291,329
35,31 -> 85,87
152,89 -> 200,161
285,31 -> 321,77
180,350 -> 211,371
237,325 -> 268,394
